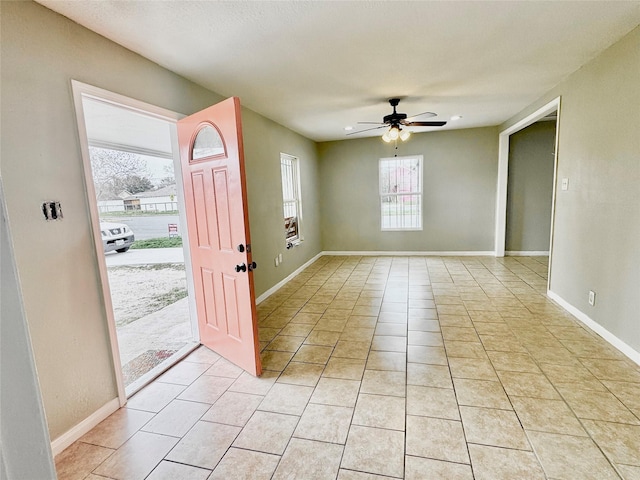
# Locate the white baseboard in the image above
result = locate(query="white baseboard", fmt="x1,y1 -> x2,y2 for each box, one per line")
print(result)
256,252 -> 324,304
51,397 -> 120,457
506,251 -> 549,256
547,290 -> 639,366
323,251 -> 495,257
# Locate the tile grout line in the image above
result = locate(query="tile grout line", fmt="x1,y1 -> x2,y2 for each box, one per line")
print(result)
59,255 -> 638,480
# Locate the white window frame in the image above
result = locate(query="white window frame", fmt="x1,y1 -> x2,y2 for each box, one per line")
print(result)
379,155 -> 423,231
280,153 -> 303,244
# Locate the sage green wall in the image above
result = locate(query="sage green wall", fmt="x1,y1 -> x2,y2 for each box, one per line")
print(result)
242,112 -> 321,297
0,1 -> 320,441
506,121 -> 556,252
317,128 -> 498,252
501,26 -> 639,353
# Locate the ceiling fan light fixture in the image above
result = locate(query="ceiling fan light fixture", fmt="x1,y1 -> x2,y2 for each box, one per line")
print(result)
400,129 -> 411,141
387,126 -> 400,141
382,132 -> 392,143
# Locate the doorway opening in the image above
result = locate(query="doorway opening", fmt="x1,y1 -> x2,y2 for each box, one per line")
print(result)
72,81 -> 199,400
495,97 -> 561,291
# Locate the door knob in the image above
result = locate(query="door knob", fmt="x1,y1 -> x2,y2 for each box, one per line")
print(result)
235,263 -> 247,273
237,244 -> 245,253
248,261 -> 257,271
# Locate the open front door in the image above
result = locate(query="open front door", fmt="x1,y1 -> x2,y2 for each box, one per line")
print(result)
178,97 -> 261,376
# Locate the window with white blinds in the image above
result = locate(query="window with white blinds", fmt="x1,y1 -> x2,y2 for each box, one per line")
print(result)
379,155 -> 423,231
281,154 -> 302,242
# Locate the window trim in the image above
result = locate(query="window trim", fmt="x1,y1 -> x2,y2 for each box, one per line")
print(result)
280,153 -> 303,244
379,155 -> 424,232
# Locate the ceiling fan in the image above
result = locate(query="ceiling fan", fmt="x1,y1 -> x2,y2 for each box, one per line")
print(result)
348,98 -> 446,142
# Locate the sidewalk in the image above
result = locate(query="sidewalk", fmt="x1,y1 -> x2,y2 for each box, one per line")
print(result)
117,297 -> 196,386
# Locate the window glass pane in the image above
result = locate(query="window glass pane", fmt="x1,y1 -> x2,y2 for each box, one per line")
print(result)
379,161 -> 393,194
192,125 -> 224,159
281,154 -> 302,241
380,156 -> 422,231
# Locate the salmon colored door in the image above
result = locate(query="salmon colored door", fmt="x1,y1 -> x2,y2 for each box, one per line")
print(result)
178,97 -> 261,376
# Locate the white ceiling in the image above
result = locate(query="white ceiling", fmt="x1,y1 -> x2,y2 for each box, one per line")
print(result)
39,1 -> 639,142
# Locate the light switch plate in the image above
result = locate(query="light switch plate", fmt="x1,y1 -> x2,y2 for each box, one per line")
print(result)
42,201 -> 63,220
561,178 -> 569,191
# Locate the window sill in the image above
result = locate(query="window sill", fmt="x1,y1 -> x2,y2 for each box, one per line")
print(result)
381,228 -> 423,232
286,239 -> 303,249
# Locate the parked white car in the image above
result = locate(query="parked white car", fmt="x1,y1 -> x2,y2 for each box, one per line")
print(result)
100,222 -> 135,253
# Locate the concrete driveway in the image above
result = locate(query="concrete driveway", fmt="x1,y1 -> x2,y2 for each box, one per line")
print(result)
105,247 -> 185,266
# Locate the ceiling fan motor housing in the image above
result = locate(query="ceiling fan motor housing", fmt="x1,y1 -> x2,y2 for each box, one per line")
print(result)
384,98 -> 407,126
383,112 -> 407,125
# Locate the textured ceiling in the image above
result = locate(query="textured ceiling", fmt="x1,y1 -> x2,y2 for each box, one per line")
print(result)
38,1 -> 640,141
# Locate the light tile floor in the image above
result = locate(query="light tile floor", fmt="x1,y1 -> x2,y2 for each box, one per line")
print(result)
56,255 -> 640,480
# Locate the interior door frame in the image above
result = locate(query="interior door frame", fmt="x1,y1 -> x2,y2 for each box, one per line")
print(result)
494,96 -> 561,290
71,80 -> 199,404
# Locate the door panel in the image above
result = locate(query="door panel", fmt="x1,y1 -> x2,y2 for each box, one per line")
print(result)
222,273 -> 241,339
191,172 -> 211,247
213,168 -> 233,250
201,268 -> 217,328
178,97 -> 261,376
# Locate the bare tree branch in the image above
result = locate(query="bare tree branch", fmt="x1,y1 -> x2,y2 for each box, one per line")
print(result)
89,147 -> 151,199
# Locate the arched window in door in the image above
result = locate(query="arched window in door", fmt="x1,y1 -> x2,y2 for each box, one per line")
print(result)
191,124 -> 225,160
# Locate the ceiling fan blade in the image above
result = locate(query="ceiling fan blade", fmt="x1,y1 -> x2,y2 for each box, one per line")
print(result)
406,111 -> 437,120
346,125 -> 388,135
357,121 -> 386,125
404,121 -> 447,127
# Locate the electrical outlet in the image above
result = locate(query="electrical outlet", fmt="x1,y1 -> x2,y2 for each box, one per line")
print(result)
275,257 -> 279,267
588,290 -> 596,306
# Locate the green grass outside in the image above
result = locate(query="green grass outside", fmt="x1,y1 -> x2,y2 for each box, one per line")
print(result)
147,287 -> 188,311
381,204 -> 420,214
109,263 -> 185,272
130,237 -> 183,249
